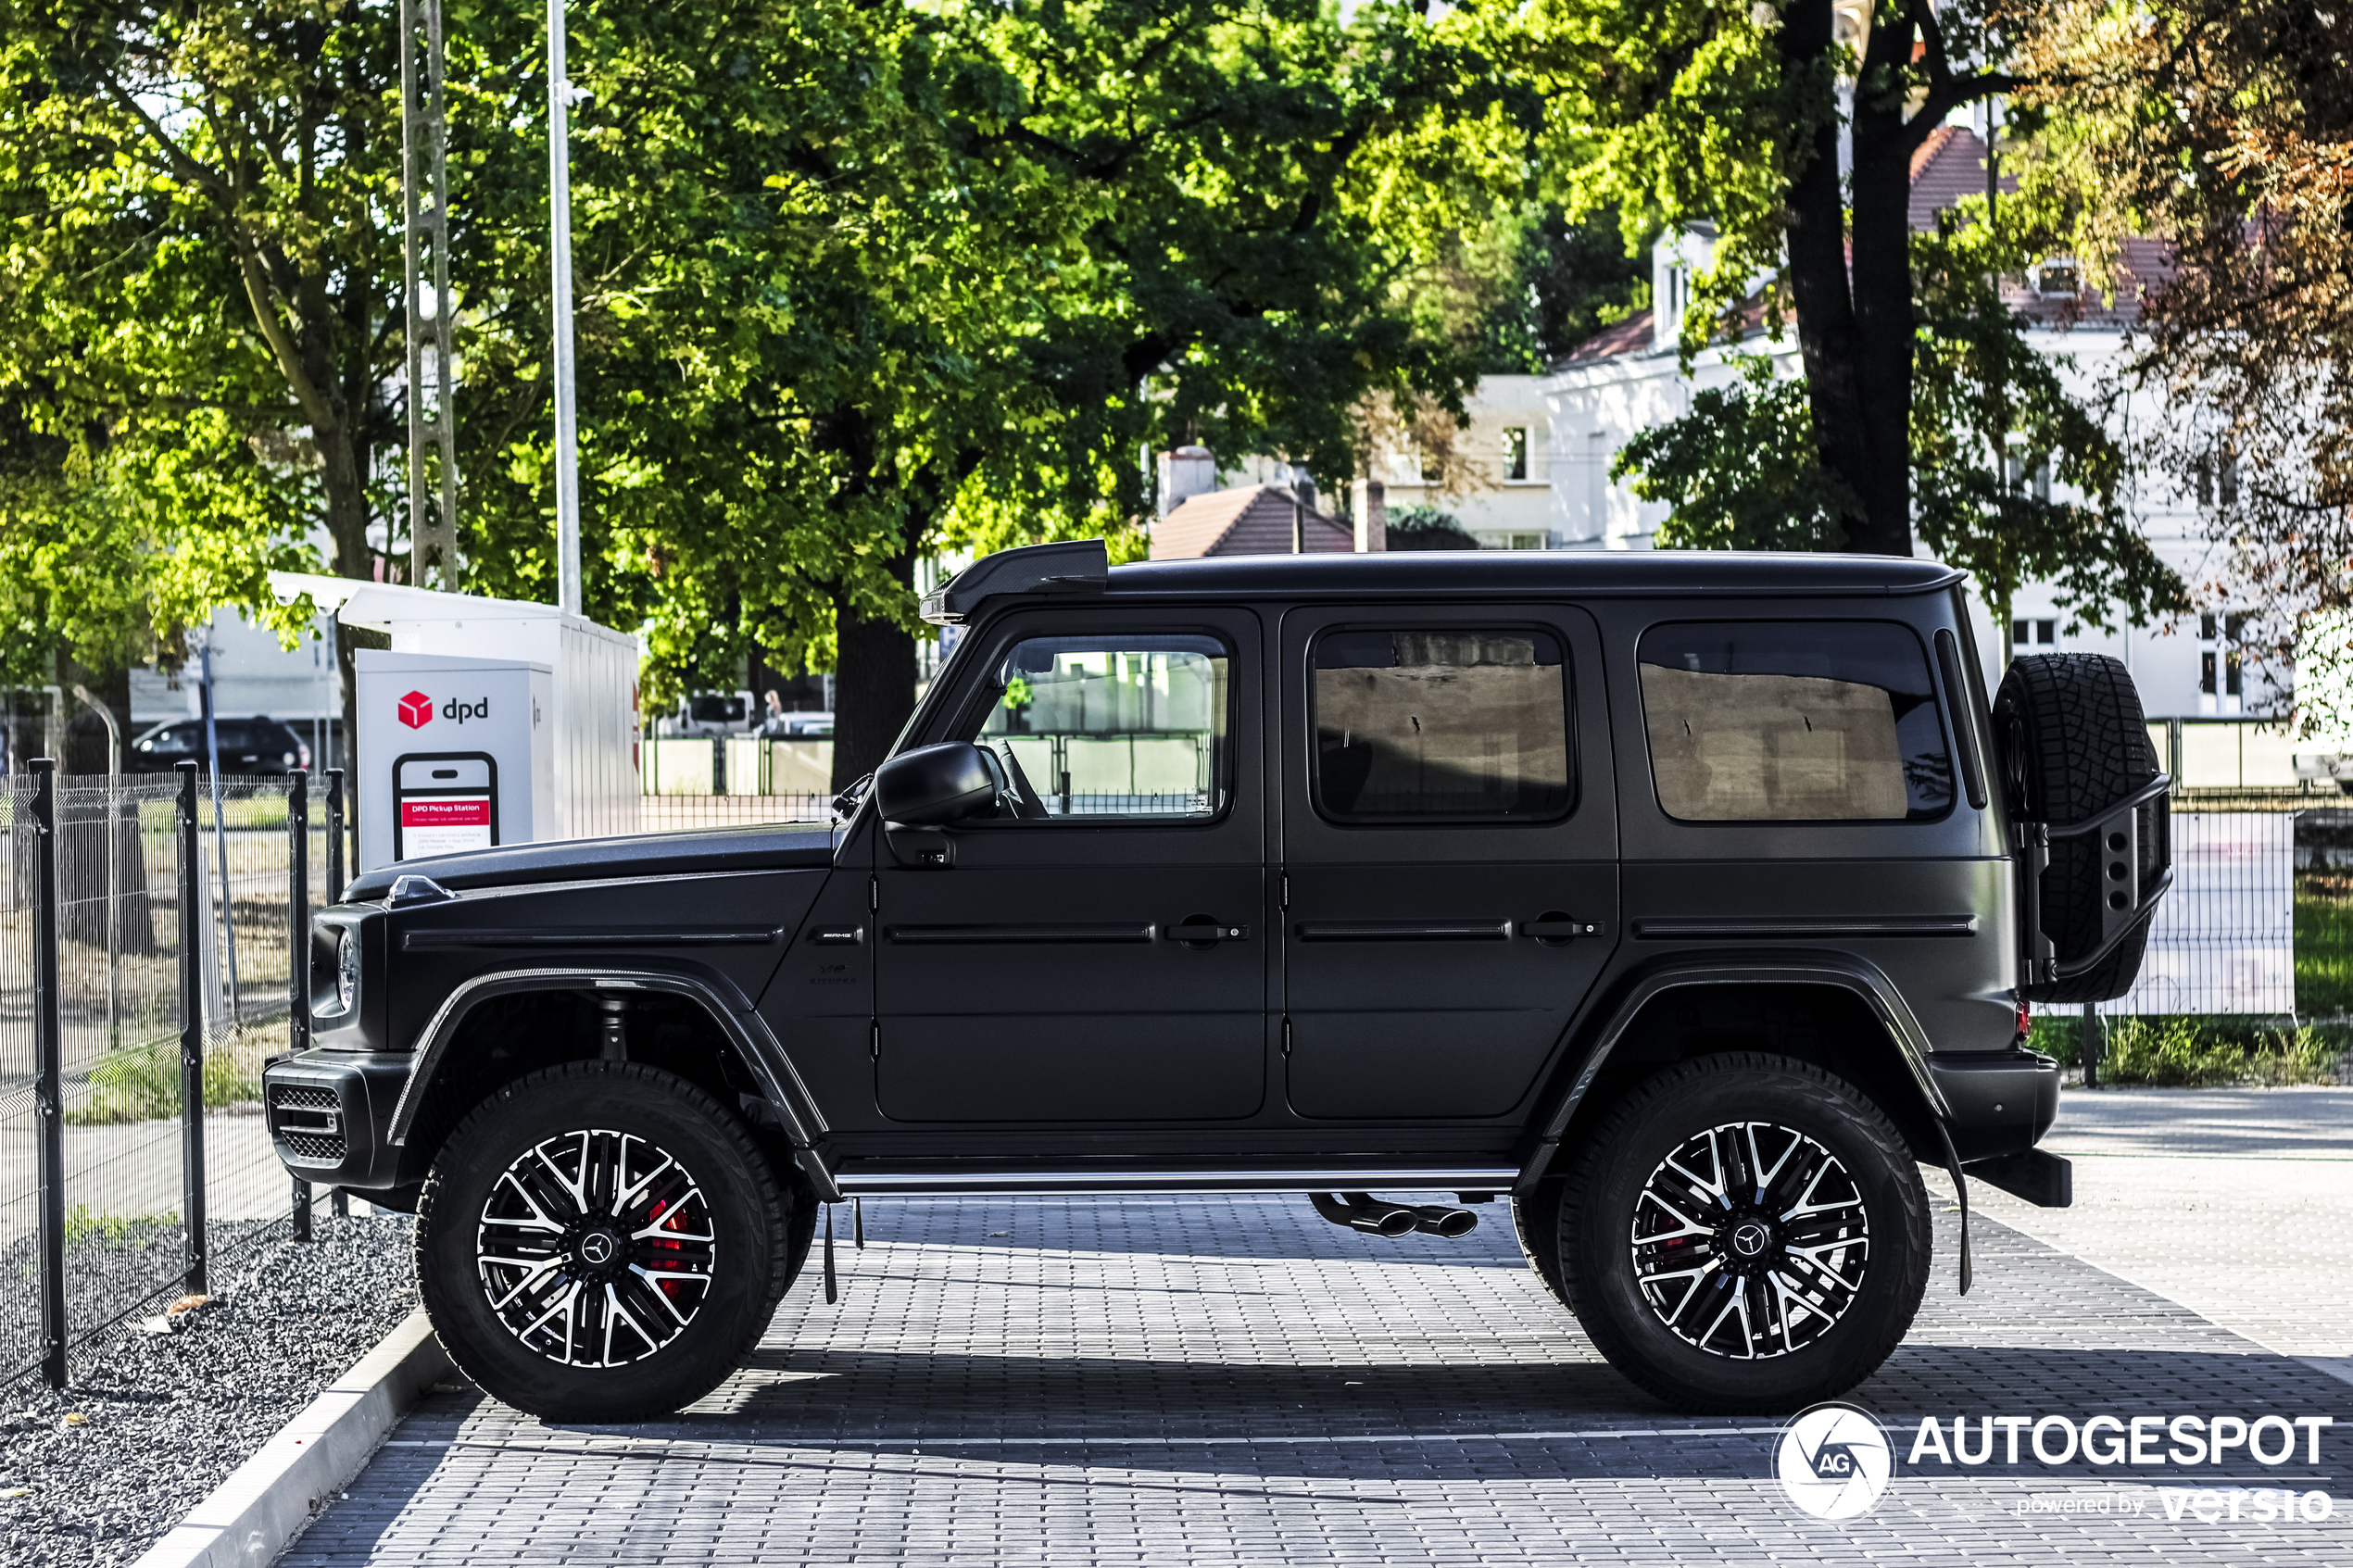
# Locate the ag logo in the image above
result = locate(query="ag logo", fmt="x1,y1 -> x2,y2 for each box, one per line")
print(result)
1775,1401 -> 1894,1519
396,690 -> 434,729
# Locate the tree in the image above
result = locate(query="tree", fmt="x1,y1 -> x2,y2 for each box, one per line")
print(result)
1616,215 -> 2184,635
1512,0 -> 2032,554
2011,0 -> 2353,720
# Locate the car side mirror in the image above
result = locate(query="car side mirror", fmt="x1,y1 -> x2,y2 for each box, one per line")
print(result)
874,742 -> 1000,828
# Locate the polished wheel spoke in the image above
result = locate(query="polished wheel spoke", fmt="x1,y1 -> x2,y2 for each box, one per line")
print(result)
1629,1120 -> 1869,1361
478,1127 -> 716,1369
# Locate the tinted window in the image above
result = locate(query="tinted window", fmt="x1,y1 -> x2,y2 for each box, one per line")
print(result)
1312,629 -> 1570,822
1638,621 -> 1952,822
971,634 -> 1227,818
138,724 -> 196,756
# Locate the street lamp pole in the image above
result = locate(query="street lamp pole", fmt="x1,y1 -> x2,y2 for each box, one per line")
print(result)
549,0 -> 583,616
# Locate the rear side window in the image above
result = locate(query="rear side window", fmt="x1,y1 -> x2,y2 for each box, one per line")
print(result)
1638,621 -> 1953,822
1312,629 -> 1571,822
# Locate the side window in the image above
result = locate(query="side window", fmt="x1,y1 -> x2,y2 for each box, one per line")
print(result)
968,634 -> 1228,819
1311,629 -> 1571,822
1638,621 -> 1953,822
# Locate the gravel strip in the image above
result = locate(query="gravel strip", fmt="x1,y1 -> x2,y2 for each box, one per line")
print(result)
0,1214 -> 417,1567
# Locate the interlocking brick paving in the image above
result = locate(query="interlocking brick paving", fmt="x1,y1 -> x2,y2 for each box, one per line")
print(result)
282,1187 -> 2353,1567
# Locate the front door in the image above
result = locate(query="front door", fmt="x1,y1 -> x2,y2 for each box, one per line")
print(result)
1279,606 -> 1619,1120
874,608 -> 1268,1123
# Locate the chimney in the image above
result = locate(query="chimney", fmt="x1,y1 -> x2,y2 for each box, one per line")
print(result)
1351,477 -> 1387,553
1156,445 -> 1217,520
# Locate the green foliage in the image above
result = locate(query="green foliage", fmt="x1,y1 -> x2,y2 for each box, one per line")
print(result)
2028,1012 -> 2345,1086
69,1035 -> 260,1124
1613,356 -> 1853,550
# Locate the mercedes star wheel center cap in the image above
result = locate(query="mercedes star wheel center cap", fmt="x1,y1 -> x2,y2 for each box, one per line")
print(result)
1731,1221 -> 1770,1257
580,1231 -> 616,1266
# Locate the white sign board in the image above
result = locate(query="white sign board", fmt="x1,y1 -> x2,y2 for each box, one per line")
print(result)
355,651 -> 554,872
2107,813 -> 2295,1016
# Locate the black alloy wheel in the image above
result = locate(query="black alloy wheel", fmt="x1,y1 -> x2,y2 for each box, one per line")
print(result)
1556,1053 -> 1929,1413
418,1061 -> 795,1420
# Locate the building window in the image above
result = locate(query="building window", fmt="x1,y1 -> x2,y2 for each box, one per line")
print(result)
2010,619 -> 2056,646
2034,258 -> 2081,297
2194,454 -> 2239,508
2198,612 -> 2248,701
1504,426 -> 1529,482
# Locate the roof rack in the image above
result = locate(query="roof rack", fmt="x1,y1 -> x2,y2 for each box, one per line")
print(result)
918,539 -> 1109,625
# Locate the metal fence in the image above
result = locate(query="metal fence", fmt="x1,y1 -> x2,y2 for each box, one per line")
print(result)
0,762 -> 339,1386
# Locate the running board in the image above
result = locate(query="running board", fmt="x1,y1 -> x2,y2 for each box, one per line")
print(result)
829,1166 -> 1518,1196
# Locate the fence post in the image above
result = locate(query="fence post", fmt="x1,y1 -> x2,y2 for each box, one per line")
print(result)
2082,1002 -> 2104,1088
31,759 -> 67,1388
325,767 -> 346,898
288,771 -> 308,1055
290,765 -> 312,1258
177,760 -> 208,1297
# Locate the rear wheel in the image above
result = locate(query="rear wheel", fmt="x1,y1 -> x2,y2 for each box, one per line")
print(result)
1557,1054 -> 1929,1413
417,1061 -> 795,1420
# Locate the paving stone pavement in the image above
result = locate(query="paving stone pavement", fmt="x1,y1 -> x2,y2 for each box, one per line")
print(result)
1933,1087 -> 2353,1371
281,1169 -> 2353,1567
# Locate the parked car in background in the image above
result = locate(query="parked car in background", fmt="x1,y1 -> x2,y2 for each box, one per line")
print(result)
659,691 -> 757,738
127,716 -> 311,775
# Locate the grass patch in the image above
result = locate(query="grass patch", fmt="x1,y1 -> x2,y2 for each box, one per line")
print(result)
2296,873 -> 2353,1017
2029,1012 -> 2345,1086
68,1033 -> 266,1123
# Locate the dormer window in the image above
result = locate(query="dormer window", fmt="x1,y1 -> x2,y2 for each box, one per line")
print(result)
2034,259 -> 2081,298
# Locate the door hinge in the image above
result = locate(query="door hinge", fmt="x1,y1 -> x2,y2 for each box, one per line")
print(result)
868,875 -> 879,911
869,1019 -> 880,1060
1281,1016 -> 1291,1056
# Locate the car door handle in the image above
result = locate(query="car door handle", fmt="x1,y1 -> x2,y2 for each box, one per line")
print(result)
1521,917 -> 1604,941
1165,922 -> 1248,945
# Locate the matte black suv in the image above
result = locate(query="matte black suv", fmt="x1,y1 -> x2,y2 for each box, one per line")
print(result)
264,543 -> 2171,1420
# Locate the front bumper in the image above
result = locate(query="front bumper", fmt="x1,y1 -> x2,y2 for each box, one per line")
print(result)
261,1050 -> 414,1189
1928,1048 -> 2062,1164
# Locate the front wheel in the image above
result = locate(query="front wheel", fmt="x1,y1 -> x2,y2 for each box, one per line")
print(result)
1557,1054 -> 1929,1413
417,1060 -> 796,1420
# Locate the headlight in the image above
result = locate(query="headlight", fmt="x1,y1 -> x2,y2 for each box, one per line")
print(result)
335,928 -> 359,1013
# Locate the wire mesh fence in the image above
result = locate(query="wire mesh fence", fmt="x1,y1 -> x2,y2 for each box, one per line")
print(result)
0,765 -> 341,1387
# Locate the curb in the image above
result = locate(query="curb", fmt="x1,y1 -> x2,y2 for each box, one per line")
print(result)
131,1309 -> 450,1568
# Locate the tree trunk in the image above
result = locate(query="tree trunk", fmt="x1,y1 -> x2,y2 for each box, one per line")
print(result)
830,550 -> 920,791
1843,38 -> 1919,558
1779,3 -> 1870,552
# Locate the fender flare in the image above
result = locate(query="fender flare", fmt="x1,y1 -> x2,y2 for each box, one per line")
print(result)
1514,955 -> 1956,1193
384,963 -> 841,1200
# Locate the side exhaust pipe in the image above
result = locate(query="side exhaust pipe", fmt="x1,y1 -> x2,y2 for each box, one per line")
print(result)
1307,1193 -> 1478,1238
1308,1191 -> 1416,1237
1404,1204 -> 1478,1238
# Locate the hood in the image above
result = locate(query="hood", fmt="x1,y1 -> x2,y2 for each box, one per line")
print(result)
342,822 -> 837,900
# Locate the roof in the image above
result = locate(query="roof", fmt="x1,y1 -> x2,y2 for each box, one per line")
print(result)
1150,485 -> 1355,559
1907,126 -> 2010,231
1103,550 -> 1966,601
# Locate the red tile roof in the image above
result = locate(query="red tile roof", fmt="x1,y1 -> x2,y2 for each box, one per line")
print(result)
1150,485 -> 1356,559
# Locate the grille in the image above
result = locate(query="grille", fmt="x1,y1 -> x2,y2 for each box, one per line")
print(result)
269,1083 -> 346,1162
279,1130 -> 348,1164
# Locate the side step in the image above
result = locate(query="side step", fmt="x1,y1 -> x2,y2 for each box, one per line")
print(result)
1966,1149 -> 2073,1209
829,1165 -> 1516,1196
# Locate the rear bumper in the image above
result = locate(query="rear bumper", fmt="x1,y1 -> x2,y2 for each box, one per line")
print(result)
260,1050 -> 412,1189
1928,1048 -> 2061,1163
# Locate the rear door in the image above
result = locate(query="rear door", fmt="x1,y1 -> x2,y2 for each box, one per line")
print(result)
1278,604 -> 1617,1120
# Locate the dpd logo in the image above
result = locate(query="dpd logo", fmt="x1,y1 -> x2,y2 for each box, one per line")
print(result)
1776,1401 -> 1894,1520
396,690 -> 434,729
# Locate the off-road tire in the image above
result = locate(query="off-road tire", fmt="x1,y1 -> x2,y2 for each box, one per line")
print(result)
1512,1177 -> 1570,1310
417,1061 -> 795,1421
1996,652 -> 2163,1002
1557,1054 -> 1930,1414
